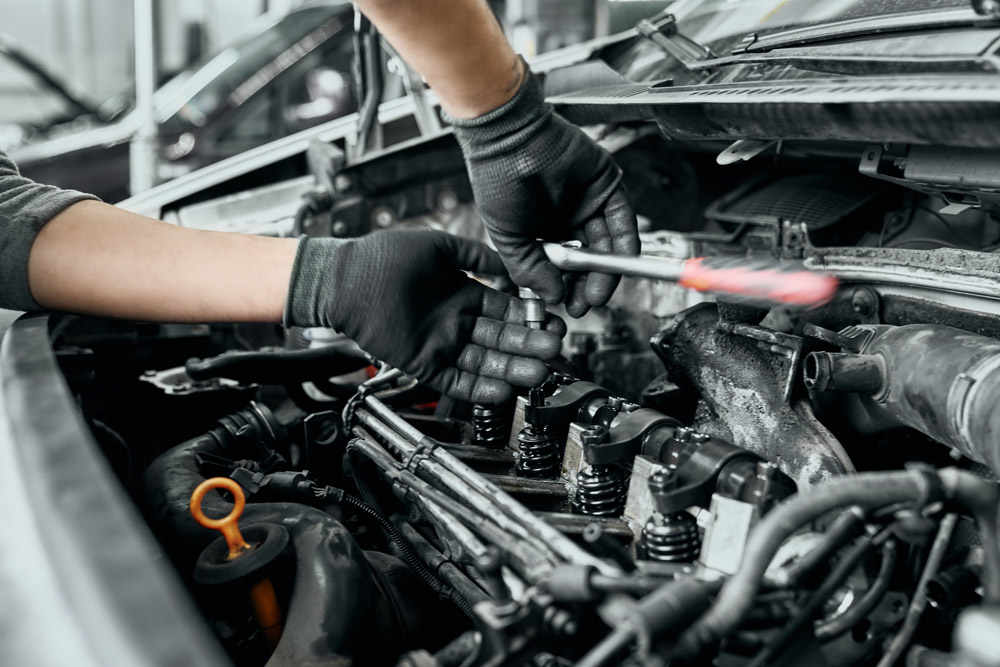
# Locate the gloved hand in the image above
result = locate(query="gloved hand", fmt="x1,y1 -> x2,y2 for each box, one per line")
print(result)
284,229 -> 565,404
448,65 -> 640,318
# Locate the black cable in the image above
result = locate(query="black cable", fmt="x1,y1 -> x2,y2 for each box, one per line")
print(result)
815,539 -> 898,641
679,470 -> 930,657
347,446 -> 386,514
749,533 -> 879,667
772,506 -> 866,588
328,486 -> 477,619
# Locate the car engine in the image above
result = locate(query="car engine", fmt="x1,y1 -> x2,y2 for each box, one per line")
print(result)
49,129 -> 1000,667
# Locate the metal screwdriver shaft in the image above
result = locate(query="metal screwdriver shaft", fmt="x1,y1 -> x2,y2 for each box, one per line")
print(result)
542,243 -> 838,308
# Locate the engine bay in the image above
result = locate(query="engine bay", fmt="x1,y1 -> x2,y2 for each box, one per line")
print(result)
46,134 -> 1000,667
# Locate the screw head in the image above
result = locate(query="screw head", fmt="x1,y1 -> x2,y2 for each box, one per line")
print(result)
332,220 -> 348,236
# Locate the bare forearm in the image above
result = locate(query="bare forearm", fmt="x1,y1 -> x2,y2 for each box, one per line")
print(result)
354,0 -> 523,118
28,200 -> 298,322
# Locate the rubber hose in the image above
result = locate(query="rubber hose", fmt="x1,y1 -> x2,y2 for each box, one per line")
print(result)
939,468 -> 1000,603
749,535 -> 876,667
815,539 -> 898,641
683,470 -> 928,654
185,346 -> 367,385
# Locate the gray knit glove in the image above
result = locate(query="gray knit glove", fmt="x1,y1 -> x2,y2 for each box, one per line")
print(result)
284,229 -> 565,404
448,66 -> 639,317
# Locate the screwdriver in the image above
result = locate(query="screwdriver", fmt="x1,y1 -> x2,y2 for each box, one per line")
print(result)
542,243 -> 838,308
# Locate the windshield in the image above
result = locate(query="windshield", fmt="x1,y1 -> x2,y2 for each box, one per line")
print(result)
156,5 -> 348,133
670,0 -> 969,45
613,0 -> 975,82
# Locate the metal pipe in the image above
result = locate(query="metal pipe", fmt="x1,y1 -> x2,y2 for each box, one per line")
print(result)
130,0 -> 157,194
350,430 -> 554,578
519,287 -> 546,330
355,410 -> 544,550
421,497 -> 490,562
543,243 -> 684,281
396,519 -> 490,606
803,353 -> 885,394
361,395 -> 620,575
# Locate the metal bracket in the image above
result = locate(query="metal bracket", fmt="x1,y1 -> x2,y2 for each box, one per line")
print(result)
636,11 -> 715,77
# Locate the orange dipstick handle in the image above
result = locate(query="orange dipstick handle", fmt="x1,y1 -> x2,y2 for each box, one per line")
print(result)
190,477 -> 253,560
190,477 -> 284,647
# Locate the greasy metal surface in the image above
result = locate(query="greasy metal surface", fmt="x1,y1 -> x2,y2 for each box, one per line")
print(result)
654,303 -> 854,487
535,512 -> 635,541
806,246 -> 1000,299
481,474 -> 570,503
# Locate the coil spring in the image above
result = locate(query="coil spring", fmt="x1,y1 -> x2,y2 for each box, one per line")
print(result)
516,426 -> 560,479
641,511 -> 700,563
573,465 -> 626,517
472,404 -> 509,449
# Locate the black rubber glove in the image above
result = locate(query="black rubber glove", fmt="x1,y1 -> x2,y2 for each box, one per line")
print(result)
448,65 -> 640,318
284,229 -> 565,404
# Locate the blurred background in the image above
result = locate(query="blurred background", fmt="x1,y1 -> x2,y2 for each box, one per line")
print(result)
0,0 -> 668,202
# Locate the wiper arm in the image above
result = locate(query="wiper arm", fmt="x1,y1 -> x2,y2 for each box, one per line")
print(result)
636,10 -> 715,76
736,6 -> 1000,55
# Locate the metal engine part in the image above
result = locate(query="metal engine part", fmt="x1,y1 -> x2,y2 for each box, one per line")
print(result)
654,302 -> 855,487
804,323 -> 1000,476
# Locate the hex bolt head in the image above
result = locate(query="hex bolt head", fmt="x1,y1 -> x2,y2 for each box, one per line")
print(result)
580,425 -> 608,446
648,468 -> 678,495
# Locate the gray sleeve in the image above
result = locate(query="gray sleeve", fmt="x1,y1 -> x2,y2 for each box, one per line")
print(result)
0,149 -> 99,311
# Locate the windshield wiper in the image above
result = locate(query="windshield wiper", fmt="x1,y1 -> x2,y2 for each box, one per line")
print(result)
636,10 -> 716,77
735,6 -> 1000,55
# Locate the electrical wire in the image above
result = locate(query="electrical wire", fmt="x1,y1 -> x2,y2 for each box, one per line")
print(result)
323,484 -> 477,619
815,539 -> 898,641
875,514 -> 958,667
749,528 -> 892,667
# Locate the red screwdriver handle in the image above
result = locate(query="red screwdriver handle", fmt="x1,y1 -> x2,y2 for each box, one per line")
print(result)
678,257 -> 838,308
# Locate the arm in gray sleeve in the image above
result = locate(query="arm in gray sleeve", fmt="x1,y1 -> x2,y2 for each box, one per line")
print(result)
0,150 -> 98,311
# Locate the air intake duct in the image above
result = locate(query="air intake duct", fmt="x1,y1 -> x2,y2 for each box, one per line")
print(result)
804,324 -> 1000,475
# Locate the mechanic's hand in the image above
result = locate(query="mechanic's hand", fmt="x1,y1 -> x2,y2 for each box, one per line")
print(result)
284,229 -> 565,404
449,65 -> 640,318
